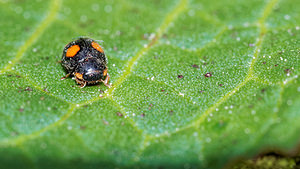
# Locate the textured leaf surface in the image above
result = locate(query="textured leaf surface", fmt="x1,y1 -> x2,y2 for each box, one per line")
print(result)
0,0 -> 299,168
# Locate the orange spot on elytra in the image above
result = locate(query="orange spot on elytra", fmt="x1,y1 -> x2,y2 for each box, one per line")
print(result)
66,45 -> 80,57
75,72 -> 83,80
91,41 -> 104,53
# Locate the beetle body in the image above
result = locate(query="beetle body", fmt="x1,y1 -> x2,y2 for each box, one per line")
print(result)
61,38 -> 110,88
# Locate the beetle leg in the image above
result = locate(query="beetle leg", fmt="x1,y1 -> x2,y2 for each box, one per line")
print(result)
60,73 -> 71,80
80,81 -> 87,88
102,73 -> 111,88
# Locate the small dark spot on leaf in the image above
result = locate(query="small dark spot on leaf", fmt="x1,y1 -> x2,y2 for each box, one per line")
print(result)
45,56 -> 49,60
219,84 -> 223,87
16,75 -> 21,78
19,108 -> 24,112
177,75 -> 184,79
141,113 -> 145,117
261,88 -> 266,93
7,74 -> 12,77
191,64 -> 199,68
43,88 -> 49,92
274,64 -> 278,67
102,119 -> 109,125
98,89 -> 104,94
161,89 -> 165,92
11,131 -> 19,136
148,103 -> 153,110
24,87 -> 33,92
169,110 -> 174,115
116,112 -> 123,117
199,90 -> 205,93
83,105 -> 88,108
262,62 -> 266,64
284,69 -> 291,74
80,126 -> 86,130
204,72 -> 212,78
203,62 -> 207,66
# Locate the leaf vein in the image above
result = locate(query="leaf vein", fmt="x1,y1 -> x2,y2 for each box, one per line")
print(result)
0,0 -> 61,74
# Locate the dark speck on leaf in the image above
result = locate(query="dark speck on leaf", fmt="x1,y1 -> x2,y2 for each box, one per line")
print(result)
80,126 -> 86,130
141,113 -> 145,117
169,110 -> 174,115
199,90 -> 205,93
219,84 -> 223,87
24,87 -> 33,91
261,88 -> 266,93
204,72 -> 212,78
16,75 -> 21,78
177,75 -> 184,79
148,103 -> 153,110
262,62 -> 266,64
161,89 -> 165,92
284,69 -> 291,74
11,131 -> 19,136
43,88 -> 49,92
7,74 -> 12,77
116,112 -> 123,117
274,64 -> 278,67
102,119 -> 109,125
192,64 -> 199,68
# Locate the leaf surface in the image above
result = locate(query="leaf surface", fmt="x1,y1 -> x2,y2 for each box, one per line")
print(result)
0,0 -> 299,168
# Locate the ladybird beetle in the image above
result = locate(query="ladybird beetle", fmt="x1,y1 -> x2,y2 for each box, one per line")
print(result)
61,38 -> 110,88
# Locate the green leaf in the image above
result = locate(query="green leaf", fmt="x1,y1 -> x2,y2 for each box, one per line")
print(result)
0,0 -> 299,168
